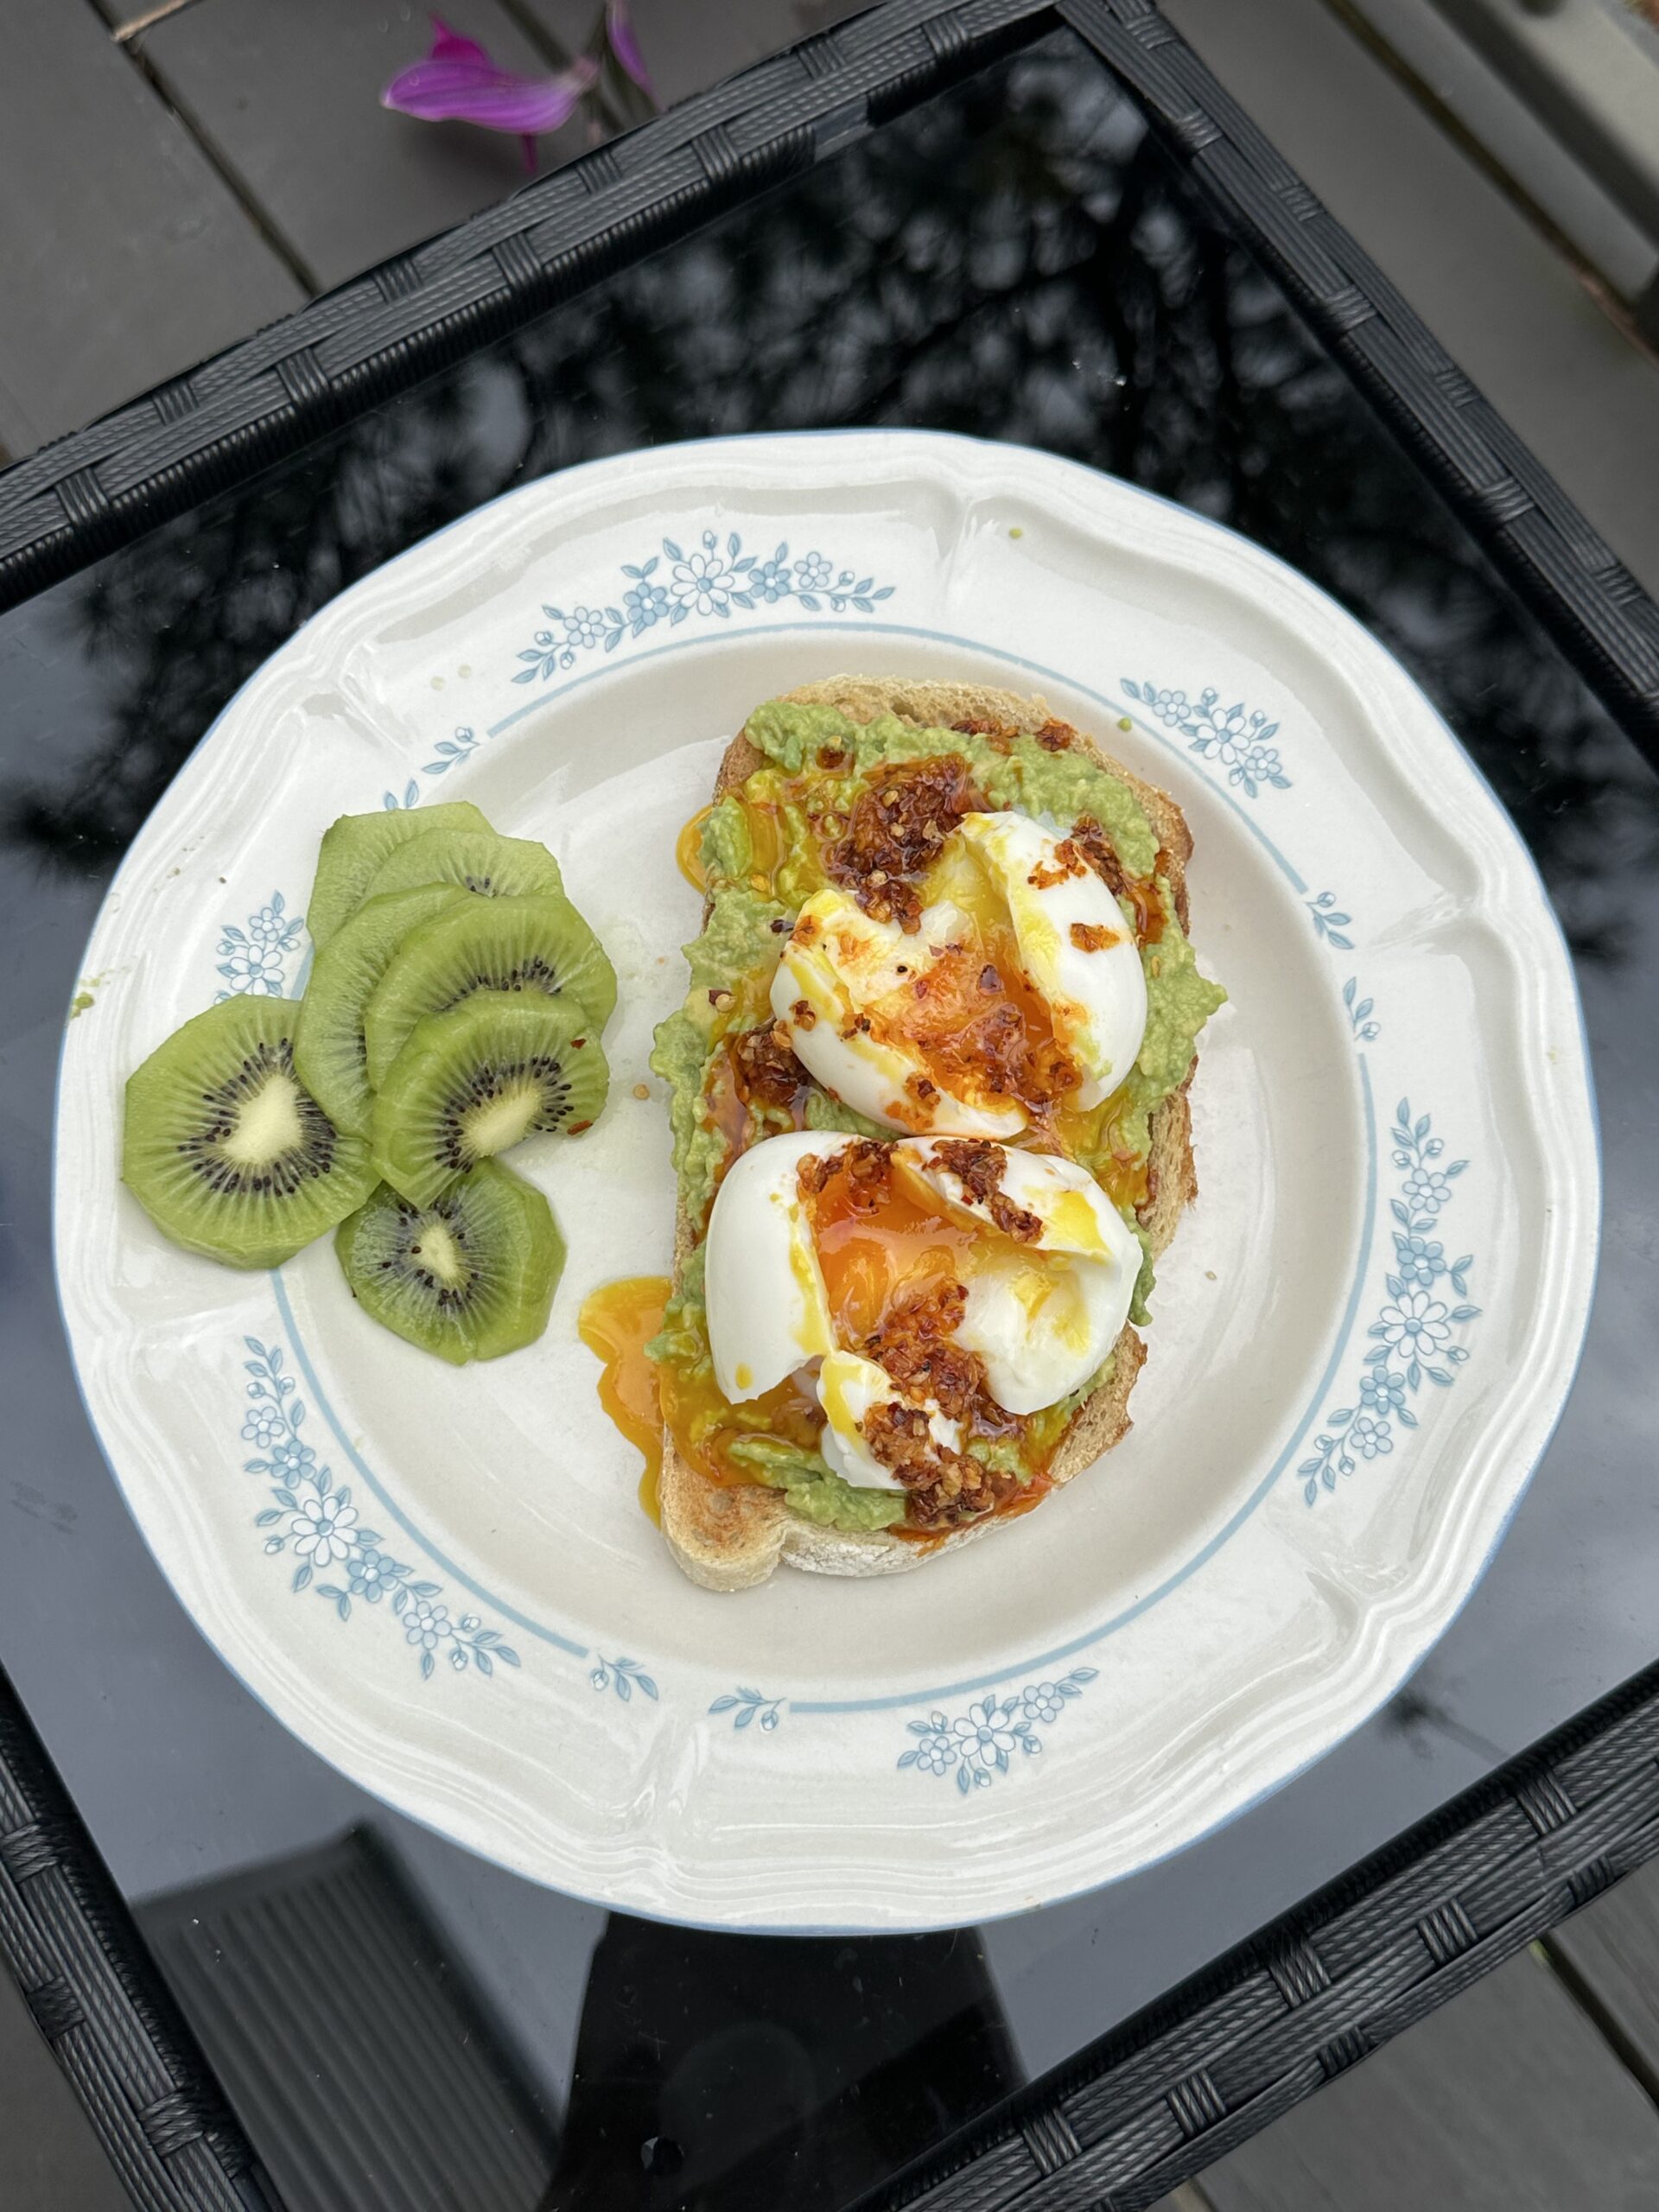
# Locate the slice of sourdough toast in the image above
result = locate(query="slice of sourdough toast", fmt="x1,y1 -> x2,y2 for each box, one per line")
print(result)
659,677 -> 1200,1591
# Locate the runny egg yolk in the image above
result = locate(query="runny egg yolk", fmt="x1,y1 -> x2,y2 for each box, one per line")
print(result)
677,798 -> 793,897
577,1276 -> 671,1524
802,1152 -> 978,1344
772,803 -> 1154,1141
653,1162 -> 989,1492
774,883 -> 1082,1138
890,921 -> 1076,1125
590,1134 -> 1135,1523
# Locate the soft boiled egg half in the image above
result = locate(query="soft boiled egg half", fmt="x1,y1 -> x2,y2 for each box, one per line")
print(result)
702,1129 -> 1142,1495
769,810 -> 1147,1137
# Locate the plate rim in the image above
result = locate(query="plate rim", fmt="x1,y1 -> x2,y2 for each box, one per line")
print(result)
51,428 -> 1602,1929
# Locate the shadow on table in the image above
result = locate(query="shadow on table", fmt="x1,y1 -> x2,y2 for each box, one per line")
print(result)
142,1825 -> 1018,2212
541,1911 -> 1017,2210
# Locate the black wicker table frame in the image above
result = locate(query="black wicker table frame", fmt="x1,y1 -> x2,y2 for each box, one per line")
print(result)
3,5 -> 1657,2209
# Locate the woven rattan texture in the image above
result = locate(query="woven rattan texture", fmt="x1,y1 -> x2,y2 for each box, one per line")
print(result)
864,1659 -> 1659,2212
0,0 -> 1655,757
0,1669 -> 279,2211
1057,0 -> 1659,754
0,0 -> 1046,607
3,3 -> 1658,2204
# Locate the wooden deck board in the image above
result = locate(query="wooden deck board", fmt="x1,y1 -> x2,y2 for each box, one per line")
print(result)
0,1964 -> 133,2212
1192,1950 -> 1659,2210
137,0 -> 590,293
1550,1856 -> 1659,2098
0,0 -> 302,458
524,0 -> 866,109
1165,0 -> 1659,598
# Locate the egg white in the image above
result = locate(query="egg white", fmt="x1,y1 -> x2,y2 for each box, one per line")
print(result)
702,1130 -> 850,1403
769,887 -> 1024,1138
816,1349 -> 962,1492
895,1140 -> 1140,1414
702,1128 -> 1140,1493
894,1136 -> 1136,1261
954,811 -> 1147,1106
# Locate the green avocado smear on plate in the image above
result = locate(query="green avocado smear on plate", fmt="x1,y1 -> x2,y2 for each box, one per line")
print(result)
647,699 -> 1224,1535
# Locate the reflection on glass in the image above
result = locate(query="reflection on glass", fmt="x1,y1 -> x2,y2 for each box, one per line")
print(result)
6,36 -> 1653,962
4,29 -> 1656,2212
143,1824 -> 1017,2212
542,1913 -> 1016,2209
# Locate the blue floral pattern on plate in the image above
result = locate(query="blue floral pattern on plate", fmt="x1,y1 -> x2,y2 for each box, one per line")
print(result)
709,1687 -> 785,1732
1122,679 -> 1290,797
378,723 -> 492,809
512,530 -> 896,680
214,893 -> 303,1001
589,1655 -> 658,1703
240,1338 -> 521,1681
423,725 -> 480,779
1300,1103 -> 1481,1504
899,1669 -> 1096,1793
1306,891 -> 1352,948
201,643 -> 1460,1751
1302,895 -> 1381,1041
379,728 -> 486,808
1343,977 -> 1380,1042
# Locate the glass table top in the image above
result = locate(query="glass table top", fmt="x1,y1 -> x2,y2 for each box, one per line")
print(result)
2,29 -> 1656,2209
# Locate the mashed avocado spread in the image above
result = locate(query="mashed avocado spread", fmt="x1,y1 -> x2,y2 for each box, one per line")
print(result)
743,702 -> 1161,877
647,699 -> 1224,1533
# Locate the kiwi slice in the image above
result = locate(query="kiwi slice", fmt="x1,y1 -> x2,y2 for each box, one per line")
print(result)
359,827 -> 564,908
306,803 -> 490,951
124,996 -> 375,1268
335,1162 -> 564,1363
363,893 -> 617,1091
372,990 -> 607,1206
292,884 -> 467,1136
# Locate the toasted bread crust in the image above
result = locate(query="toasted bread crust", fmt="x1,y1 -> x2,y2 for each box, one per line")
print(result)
658,677 -> 1200,1591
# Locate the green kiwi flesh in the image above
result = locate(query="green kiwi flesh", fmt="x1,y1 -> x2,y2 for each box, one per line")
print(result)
363,893 -> 617,1091
306,803 -> 490,950
293,884 -> 467,1136
359,827 -> 564,908
372,990 -> 608,1206
335,1162 -> 563,1363
123,996 -> 375,1267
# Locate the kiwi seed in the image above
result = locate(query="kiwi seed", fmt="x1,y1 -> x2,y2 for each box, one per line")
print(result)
371,989 -> 608,1207
359,826 -> 564,909
335,1160 -> 564,1363
123,995 -> 375,1268
363,892 -> 616,1091
306,802 -> 490,950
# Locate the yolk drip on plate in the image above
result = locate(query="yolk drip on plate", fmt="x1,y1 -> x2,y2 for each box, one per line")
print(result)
578,1277 -> 671,1523
675,805 -> 712,891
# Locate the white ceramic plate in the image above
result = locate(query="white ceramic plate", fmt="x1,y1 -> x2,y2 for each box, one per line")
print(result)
55,432 -> 1598,1930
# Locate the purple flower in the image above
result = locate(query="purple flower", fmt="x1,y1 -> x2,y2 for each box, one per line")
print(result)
606,0 -> 654,98
383,18 -> 598,172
